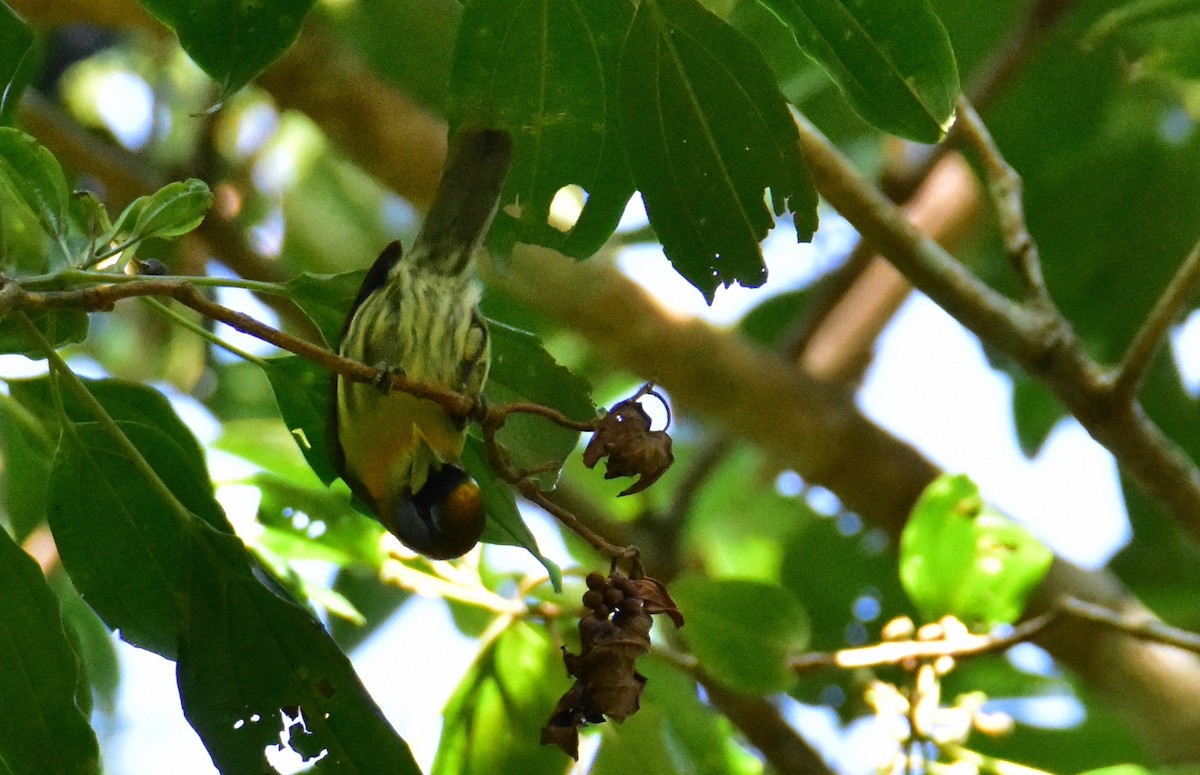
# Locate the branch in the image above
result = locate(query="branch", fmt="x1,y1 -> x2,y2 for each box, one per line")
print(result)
1110,237 -> 1200,400
955,98 -> 1050,305
790,611 -> 1061,672
792,110 -> 1200,554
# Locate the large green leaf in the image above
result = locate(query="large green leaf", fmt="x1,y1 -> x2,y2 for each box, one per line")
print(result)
46,413 -> 418,771
0,527 -> 100,775
899,474 -> 1053,631
176,525 -> 420,774
137,0 -> 317,96
759,0 -> 959,142
47,422 -> 213,657
619,0 -> 818,301
450,0 -> 636,258
670,575 -> 809,694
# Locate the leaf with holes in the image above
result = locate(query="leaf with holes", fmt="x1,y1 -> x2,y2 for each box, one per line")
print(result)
900,474 -> 1053,631
619,0 -> 818,301
451,0 -> 636,258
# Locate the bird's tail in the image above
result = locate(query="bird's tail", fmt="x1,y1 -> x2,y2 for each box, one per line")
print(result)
412,127 -> 514,275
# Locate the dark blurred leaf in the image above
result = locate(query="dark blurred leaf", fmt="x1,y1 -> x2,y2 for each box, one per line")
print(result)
760,0 -> 959,142
450,0 -> 636,258
736,288 -> 812,348
900,474 -> 1052,630
284,270 -> 366,349
0,2 -> 33,125
0,127 -> 69,240
263,354 -> 340,486
485,320 -> 595,488
433,621 -> 565,775
671,575 -> 809,694
0,310 -> 88,358
137,0 -> 317,96
0,527 -> 100,775
108,178 -> 212,243
462,435 -> 562,591
618,0 -> 818,301
334,0 -> 459,109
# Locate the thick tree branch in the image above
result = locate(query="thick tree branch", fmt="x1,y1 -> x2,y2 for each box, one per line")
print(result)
793,110 -> 1200,554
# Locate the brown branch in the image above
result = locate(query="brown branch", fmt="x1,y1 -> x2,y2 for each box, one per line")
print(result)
1058,596 -> 1200,654
1110,237 -> 1200,401
793,110 -> 1200,555
955,98 -> 1051,305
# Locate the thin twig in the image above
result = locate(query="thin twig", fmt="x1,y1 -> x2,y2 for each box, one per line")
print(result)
519,482 -> 636,559
1109,237 -> 1200,401
789,610 -> 1061,672
1059,595 -> 1200,653
955,97 -> 1051,306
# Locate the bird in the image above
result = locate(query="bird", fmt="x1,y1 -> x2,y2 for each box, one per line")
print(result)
329,127 -> 513,559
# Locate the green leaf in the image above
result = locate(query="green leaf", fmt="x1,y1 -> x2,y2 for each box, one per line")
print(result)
177,526 -> 420,774
462,435 -> 562,591
0,527 -> 100,775
11,377 -> 211,491
45,412 -> 418,770
47,422 -> 211,658
0,127 -> 71,239
0,391 -> 56,539
1084,0 -> 1200,51
619,0 -> 818,301
484,321 -> 595,488
450,0 -> 636,258
284,270 -> 366,348
251,472 -> 385,569
433,621 -> 566,775
137,0 -> 317,96
0,310 -> 89,358
1082,0 -> 1200,82
262,354 -> 340,486
671,575 -> 809,694
0,2 -> 34,125
53,577 -> 121,717
899,473 -> 1053,631
760,0 -> 959,142
109,178 -> 212,243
